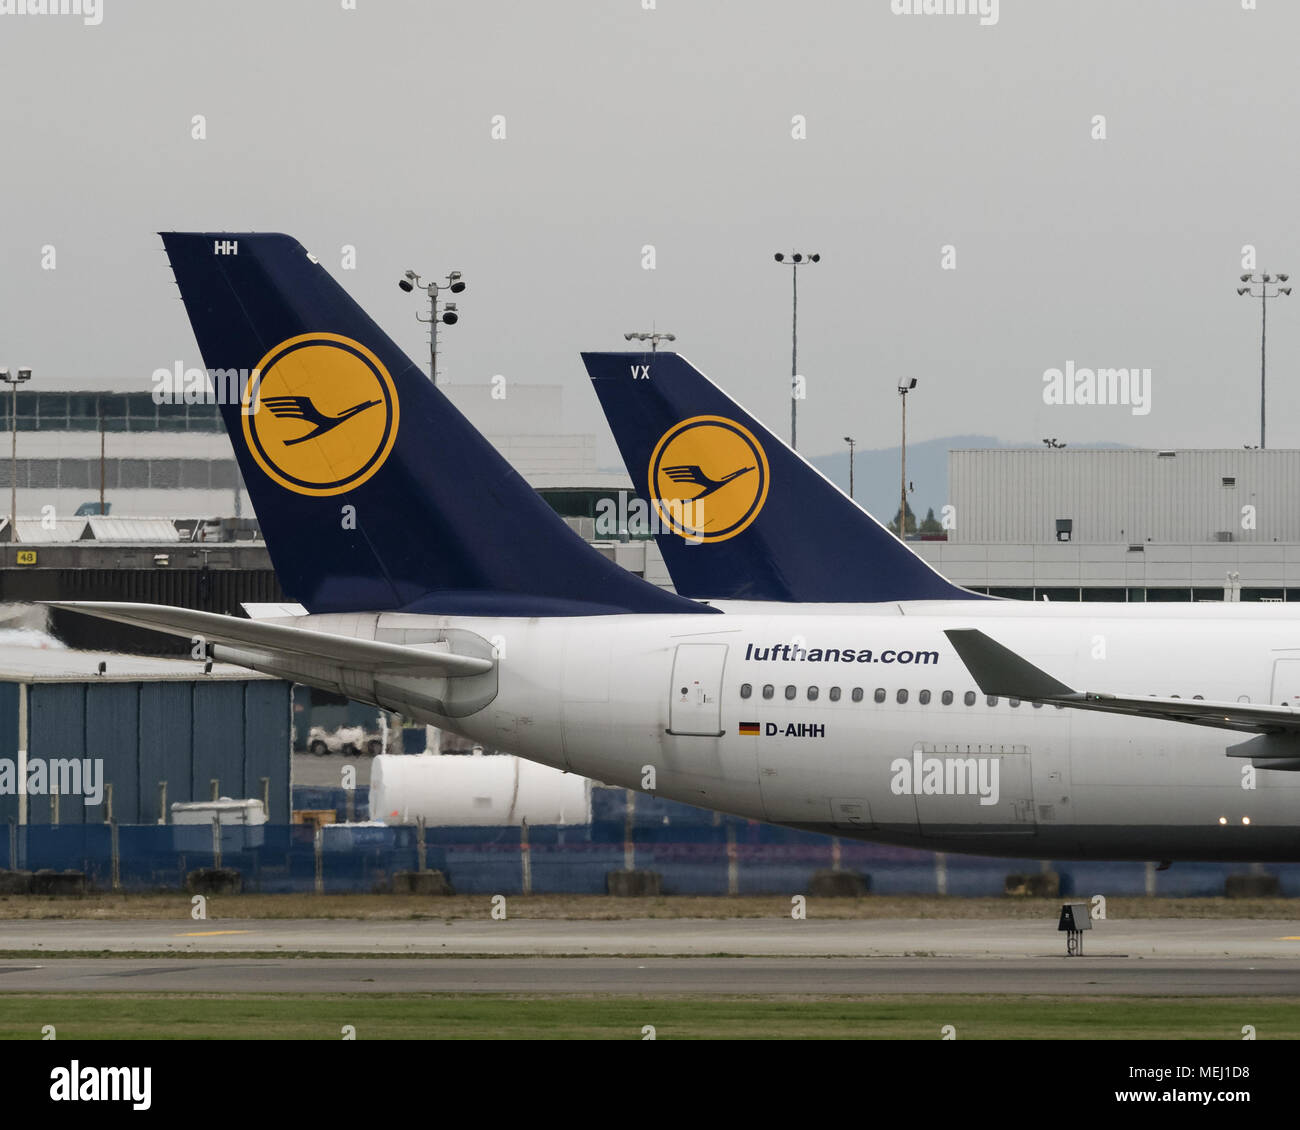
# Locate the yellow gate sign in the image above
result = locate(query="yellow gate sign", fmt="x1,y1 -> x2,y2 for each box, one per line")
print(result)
16,550 -> 36,565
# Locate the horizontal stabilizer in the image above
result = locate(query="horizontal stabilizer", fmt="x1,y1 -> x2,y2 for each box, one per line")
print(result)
47,601 -> 494,678
242,602 -> 308,619
944,627 -> 1300,738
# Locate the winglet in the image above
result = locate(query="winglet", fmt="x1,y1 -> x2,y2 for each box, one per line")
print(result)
944,629 -> 1076,699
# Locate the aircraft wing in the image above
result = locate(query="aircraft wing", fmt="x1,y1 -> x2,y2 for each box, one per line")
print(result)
944,627 -> 1300,737
46,601 -> 494,678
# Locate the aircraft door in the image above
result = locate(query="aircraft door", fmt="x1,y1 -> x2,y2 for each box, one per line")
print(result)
1270,659 -> 1300,706
668,643 -> 727,736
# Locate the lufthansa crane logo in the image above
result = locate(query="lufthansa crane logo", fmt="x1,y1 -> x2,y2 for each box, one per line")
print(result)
648,415 -> 770,542
242,333 -> 399,496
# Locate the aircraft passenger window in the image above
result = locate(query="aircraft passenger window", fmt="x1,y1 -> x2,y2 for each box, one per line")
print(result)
807,686 -> 819,701
851,688 -> 864,703
740,683 -> 752,699
873,688 -> 886,704
1009,697 -> 1020,708
941,690 -> 953,705
896,689 -> 909,704
784,685 -> 797,700
829,686 -> 841,702
1193,694 -> 1204,700
986,695 -> 999,706
918,690 -> 931,705
964,692 -> 976,706
762,684 -> 774,700
1032,701 -> 1043,709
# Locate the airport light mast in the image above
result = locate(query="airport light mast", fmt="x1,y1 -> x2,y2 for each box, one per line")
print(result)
623,331 -> 676,353
773,251 -> 820,450
398,269 -> 466,384
0,366 -> 31,545
897,377 -> 916,541
1237,271 -> 1290,448
844,435 -> 856,499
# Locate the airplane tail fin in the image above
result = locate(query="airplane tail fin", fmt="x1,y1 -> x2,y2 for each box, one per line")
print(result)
583,351 -> 983,603
160,233 -> 707,617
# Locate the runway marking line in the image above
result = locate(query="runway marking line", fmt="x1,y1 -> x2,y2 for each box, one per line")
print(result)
174,931 -> 253,937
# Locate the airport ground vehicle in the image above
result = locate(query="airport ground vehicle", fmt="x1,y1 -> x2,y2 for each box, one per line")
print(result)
306,725 -> 384,757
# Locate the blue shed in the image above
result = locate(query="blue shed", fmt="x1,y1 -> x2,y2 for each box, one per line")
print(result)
0,648 -> 292,826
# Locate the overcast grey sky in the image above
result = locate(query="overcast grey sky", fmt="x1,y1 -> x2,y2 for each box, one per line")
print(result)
1,0 -> 1298,463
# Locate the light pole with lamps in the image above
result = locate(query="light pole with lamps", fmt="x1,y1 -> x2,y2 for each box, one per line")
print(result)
398,268 -> 467,384
0,367 -> 31,544
897,378 -> 916,540
773,251 -> 820,450
1237,271 -> 1290,448
624,331 -> 676,353
844,435 -> 856,499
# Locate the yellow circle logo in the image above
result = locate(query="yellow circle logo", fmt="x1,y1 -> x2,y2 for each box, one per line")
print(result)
242,333 -> 399,496
648,415 -> 770,542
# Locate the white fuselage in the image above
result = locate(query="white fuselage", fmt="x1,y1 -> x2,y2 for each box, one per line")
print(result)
220,599 -> 1300,861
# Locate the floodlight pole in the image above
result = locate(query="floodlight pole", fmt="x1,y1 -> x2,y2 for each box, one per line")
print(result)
624,331 -> 676,353
1238,272 -> 1290,449
427,287 -> 438,384
897,379 -> 917,541
773,251 -> 820,451
8,381 -> 14,543
416,283 -> 441,385
791,264 -> 798,450
899,390 -> 907,540
1,367 -> 31,544
401,269 -> 466,385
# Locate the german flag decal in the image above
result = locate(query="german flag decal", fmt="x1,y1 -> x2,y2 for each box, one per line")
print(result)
738,721 -> 760,736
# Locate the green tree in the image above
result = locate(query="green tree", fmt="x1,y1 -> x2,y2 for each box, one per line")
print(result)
887,501 -> 917,536
919,506 -> 944,536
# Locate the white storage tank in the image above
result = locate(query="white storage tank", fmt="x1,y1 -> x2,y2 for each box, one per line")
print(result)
370,754 -> 590,826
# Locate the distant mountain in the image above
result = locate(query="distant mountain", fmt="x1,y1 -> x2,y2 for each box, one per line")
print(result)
808,436 -> 1130,528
